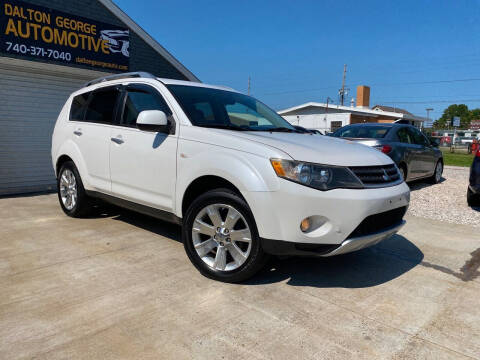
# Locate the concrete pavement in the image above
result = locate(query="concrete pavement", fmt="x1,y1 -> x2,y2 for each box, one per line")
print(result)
0,194 -> 479,359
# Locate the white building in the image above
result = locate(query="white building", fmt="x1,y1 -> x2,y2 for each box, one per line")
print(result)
278,86 -> 427,133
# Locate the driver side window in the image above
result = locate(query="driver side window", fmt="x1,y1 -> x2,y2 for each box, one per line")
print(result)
121,85 -> 171,127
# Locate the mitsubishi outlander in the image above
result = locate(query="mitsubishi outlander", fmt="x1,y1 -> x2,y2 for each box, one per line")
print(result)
51,72 -> 410,282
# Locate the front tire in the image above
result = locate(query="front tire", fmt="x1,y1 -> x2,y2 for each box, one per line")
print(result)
57,161 -> 93,217
183,188 -> 268,283
467,187 -> 480,207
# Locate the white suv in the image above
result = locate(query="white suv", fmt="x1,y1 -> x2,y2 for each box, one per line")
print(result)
51,72 -> 410,282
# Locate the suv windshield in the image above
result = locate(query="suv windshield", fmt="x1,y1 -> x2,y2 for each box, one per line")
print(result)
333,126 -> 391,139
167,85 -> 296,131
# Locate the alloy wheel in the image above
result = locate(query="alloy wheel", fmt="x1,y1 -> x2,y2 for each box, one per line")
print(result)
192,204 -> 252,271
59,169 -> 77,210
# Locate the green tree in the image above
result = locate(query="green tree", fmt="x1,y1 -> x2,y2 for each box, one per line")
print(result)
434,104 -> 471,128
470,108 -> 480,121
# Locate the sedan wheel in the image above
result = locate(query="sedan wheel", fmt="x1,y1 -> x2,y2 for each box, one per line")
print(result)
430,161 -> 443,184
435,162 -> 443,182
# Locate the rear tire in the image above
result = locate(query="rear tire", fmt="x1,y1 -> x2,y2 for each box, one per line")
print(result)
467,188 -> 480,207
429,160 -> 443,184
57,161 -> 93,217
183,188 -> 268,283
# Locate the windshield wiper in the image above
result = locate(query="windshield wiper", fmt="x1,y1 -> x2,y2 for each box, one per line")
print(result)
267,127 -> 303,133
197,124 -> 248,131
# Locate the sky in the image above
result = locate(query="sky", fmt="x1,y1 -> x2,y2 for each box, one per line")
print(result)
114,0 -> 480,120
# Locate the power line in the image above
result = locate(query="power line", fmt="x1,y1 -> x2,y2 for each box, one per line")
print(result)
258,77 -> 480,96
373,98 -> 480,104
247,56 -> 480,91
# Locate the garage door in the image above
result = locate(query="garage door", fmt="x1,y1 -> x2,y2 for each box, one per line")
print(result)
0,63 -> 107,195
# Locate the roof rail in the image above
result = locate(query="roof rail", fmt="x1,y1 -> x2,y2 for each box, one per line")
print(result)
84,71 -> 157,87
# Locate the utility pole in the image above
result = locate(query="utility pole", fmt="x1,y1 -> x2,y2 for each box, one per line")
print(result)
426,108 -> 433,130
339,64 -> 348,106
324,97 -> 333,132
248,76 -> 251,95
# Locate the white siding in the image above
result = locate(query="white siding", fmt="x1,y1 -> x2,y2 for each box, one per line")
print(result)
0,59 -> 108,195
282,113 -> 350,133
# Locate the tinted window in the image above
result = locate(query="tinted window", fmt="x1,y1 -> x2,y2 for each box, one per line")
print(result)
396,127 -> 412,143
333,126 -> 390,138
69,92 -> 90,121
408,127 -> 428,146
84,88 -> 119,124
122,86 -> 172,126
193,102 -> 215,122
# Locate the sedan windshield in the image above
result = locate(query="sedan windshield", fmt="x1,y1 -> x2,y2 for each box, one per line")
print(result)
166,85 -> 296,131
333,126 -> 391,139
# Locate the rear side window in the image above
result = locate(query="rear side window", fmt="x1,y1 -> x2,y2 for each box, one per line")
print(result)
408,127 -> 429,146
334,126 -> 390,138
84,88 -> 119,124
69,92 -> 90,121
396,128 -> 412,143
122,86 -> 172,126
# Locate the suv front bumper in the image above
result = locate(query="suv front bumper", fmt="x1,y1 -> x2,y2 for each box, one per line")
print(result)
242,179 -> 410,252
261,220 -> 405,257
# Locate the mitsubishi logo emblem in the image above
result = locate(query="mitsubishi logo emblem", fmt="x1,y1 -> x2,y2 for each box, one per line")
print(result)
382,169 -> 390,181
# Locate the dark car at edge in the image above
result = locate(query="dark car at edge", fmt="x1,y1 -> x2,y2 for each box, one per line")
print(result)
468,148 -> 480,207
331,123 -> 443,183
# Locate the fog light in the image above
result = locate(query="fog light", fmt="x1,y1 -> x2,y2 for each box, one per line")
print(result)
300,218 -> 311,232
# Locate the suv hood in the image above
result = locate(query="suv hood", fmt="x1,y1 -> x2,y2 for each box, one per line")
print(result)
232,131 -> 392,166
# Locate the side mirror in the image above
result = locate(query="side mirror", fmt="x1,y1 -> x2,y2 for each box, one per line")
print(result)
136,110 -> 169,132
429,138 -> 440,147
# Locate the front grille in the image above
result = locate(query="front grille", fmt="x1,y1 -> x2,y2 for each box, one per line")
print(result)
349,164 -> 401,186
347,206 -> 407,239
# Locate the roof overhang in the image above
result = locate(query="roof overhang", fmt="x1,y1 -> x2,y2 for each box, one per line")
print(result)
278,102 -> 427,121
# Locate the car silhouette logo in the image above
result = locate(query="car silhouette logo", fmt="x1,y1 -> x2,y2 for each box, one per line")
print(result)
100,30 -> 130,57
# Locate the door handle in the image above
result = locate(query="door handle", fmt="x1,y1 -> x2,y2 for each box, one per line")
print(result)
111,137 -> 124,144
73,130 -> 82,136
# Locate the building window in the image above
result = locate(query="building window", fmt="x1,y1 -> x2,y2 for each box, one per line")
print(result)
330,121 -> 343,132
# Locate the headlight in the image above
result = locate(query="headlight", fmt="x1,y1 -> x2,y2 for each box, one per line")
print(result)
270,159 -> 363,191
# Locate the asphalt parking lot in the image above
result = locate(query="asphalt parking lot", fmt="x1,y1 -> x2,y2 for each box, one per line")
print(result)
1,193 -> 479,359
